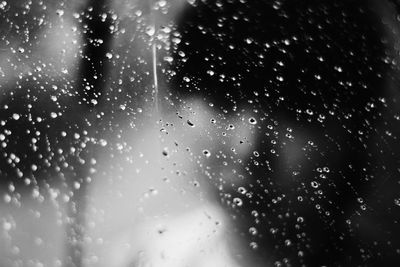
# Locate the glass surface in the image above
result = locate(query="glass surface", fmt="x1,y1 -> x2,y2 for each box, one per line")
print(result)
0,0 -> 400,266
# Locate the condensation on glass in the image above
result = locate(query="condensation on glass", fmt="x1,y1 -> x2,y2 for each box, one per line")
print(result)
0,0 -> 400,266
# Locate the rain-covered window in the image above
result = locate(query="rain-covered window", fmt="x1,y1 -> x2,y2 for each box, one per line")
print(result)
1,0 -> 400,266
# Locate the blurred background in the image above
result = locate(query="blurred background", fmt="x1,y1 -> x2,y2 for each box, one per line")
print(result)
0,0 -> 400,266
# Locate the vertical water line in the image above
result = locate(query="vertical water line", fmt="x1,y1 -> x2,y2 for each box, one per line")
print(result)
150,0 -> 164,172
151,0 -> 160,117
152,42 -> 159,116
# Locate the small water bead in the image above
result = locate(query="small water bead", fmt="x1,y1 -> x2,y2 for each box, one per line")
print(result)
8,183 -> 15,192
237,187 -> 247,194
163,56 -> 173,63
323,166 -> 330,173
187,120 -> 195,127
31,164 -> 38,171
249,227 -> 258,235
149,188 -> 158,196
311,181 -> 319,188
3,194 -> 11,203
248,117 -> 257,125
335,66 -> 343,72
99,139 -> 108,147
284,239 -> 292,246
3,221 -> 12,231
233,197 -> 243,207
145,25 -> 155,36
270,228 -> 278,234
178,51 -> 186,57
249,242 -> 258,250
202,149 -> 211,158
56,9 -> 64,16
12,113 -> 20,120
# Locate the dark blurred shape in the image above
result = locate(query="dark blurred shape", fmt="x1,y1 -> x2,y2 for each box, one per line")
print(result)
170,0 -> 400,265
77,0 -> 113,107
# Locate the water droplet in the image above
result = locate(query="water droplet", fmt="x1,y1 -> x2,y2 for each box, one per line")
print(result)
248,117 -> 257,125
146,26 -> 155,36
56,9 -> 64,16
238,187 -> 247,194
249,227 -> 258,235
99,139 -> 108,146
284,239 -> 292,246
249,242 -> 258,250
12,113 -> 20,120
187,120 -> 195,127
31,164 -> 38,171
3,194 -> 11,203
163,56 -> 173,62
202,149 -> 211,157
233,197 -> 243,207
311,181 -> 319,188
74,182 -> 81,190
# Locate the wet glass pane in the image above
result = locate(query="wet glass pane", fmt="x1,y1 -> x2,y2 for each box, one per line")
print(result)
1,0 -> 400,266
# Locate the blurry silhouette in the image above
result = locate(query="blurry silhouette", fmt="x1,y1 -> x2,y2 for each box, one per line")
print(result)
170,0 -> 400,265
